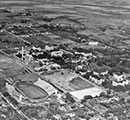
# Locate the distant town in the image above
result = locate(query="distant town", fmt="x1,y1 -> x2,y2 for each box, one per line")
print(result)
1,0 -> 130,120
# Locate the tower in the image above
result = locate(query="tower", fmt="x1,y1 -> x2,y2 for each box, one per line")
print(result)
21,46 -> 24,61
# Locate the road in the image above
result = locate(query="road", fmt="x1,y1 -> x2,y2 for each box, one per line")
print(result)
2,29 -> 31,45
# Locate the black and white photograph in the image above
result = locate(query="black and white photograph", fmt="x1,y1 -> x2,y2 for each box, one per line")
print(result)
0,0 -> 130,120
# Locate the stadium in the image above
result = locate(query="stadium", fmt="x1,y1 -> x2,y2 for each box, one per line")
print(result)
14,81 -> 49,102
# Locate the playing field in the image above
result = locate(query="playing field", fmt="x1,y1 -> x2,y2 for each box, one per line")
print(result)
15,82 -> 48,100
45,69 -> 94,92
69,76 -> 93,90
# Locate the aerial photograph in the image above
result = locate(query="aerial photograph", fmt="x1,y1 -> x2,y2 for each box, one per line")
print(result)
1,0 -> 130,120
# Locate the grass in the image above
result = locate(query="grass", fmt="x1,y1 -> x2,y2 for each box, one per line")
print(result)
45,69 -> 94,91
16,82 -> 48,99
69,76 -> 94,90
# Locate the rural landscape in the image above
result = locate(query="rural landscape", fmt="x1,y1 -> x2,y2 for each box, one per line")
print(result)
1,0 -> 130,120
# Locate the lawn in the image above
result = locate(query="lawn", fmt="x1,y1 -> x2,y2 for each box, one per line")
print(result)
69,76 -> 94,90
15,82 -> 48,100
45,69 -> 94,92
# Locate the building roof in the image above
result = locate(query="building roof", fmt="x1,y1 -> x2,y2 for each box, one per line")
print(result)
34,78 -> 57,95
70,87 -> 105,100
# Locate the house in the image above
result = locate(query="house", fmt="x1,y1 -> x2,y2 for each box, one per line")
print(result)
32,46 -> 42,51
113,74 -> 126,82
76,65 -> 83,71
112,80 -> 129,86
74,52 -> 92,57
45,45 -> 54,51
100,71 -> 108,76
51,51 -> 63,57
113,116 -> 119,120
72,59 -> 80,64
81,52 -> 93,57
90,76 -> 104,85
6,83 -> 15,93
57,93 -> 65,104
90,117 -> 100,120
34,66 -> 47,72
24,54 -> 33,61
53,114 -> 61,120
88,42 -> 98,46
79,71 -> 87,76
93,71 -> 99,76
45,32 -> 51,35
49,63 -> 61,70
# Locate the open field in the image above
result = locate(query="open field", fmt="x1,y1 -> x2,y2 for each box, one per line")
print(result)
45,69 -> 95,92
0,55 -> 21,69
0,31 -> 28,50
13,73 -> 39,83
69,76 -> 93,90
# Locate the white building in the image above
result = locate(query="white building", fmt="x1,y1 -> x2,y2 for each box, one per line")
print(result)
88,42 -> 98,46
113,74 -> 126,82
112,80 -> 129,86
51,51 -> 63,57
100,71 -> 108,76
32,46 -> 42,51
90,76 -> 104,85
34,78 -> 57,95
49,63 -> 61,70
70,87 -> 105,100
45,45 -> 54,51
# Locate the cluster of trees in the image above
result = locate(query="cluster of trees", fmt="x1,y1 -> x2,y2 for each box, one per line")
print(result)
41,23 -> 78,34
0,79 -> 6,92
21,19 -> 30,23
81,95 -> 93,104
108,66 -> 129,75
95,48 -> 130,56
8,26 -> 35,35
73,47 -> 95,54
41,17 -> 54,22
96,56 -> 130,74
65,93 -> 76,104
97,56 -> 120,67
1,36 -> 22,44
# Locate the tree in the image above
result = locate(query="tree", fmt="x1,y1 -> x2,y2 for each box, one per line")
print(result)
119,97 -> 125,104
65,93 -> 76,103
102,80 -> 112,88
83,95 -> 93,100
100,92 -> 106,97
0,79 -> 6,92
16,53 -> 22,58
127,99 -> 130,103
107,90 -> 111,95
128,91 -> 130,96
